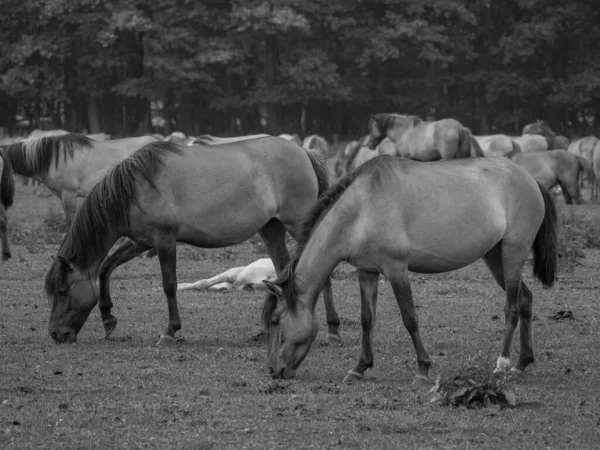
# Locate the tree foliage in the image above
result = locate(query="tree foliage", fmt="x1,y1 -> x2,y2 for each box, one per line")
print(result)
1,0 -> 600,137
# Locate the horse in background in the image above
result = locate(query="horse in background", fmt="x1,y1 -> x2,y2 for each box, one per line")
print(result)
507,149 -> 591,204
474,134 -> 522,157
511,134 -> 549,153
303,134 -> 331,158
193,134 -> 269,146
178,258 -> 276,293
568,136 -> 600,198
368,113 -> 485,160
0,148 -> 16,262
279,134 -> 303,147
522,120 -> 569,150
4,133 -> 158,225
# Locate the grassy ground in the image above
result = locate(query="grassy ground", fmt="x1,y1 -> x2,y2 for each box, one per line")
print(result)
1,183 -> 599,449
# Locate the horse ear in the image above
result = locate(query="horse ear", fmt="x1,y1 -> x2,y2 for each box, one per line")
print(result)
57,256 -> 74,272
262,280 -> 283,298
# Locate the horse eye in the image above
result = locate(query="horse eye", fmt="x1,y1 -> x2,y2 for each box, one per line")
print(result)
59,288 -> 69,297
271,317 -> 280,326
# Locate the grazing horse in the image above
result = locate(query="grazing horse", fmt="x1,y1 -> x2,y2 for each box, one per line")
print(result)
279,134 -> 303,147
568,136 -> 599,196
507,150 -> 591,204
261,156 -> 557,388
522,120 -> 569,150
4,134 -> 157,225
474,134 -> 522,157
178,258 -> 276,292
0,148 -> 16,262
340,136 -> 397,177
44,137 -> 341,347
303,135 -> 330,158
368,113 -> 485,160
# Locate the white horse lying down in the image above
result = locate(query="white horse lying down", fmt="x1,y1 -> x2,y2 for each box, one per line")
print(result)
177,258 -> 276,292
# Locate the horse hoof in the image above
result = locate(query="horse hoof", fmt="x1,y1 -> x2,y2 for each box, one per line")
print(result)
410,375 -> 433,391
343,370 -> 363,383
157,335 -> 176,346
327,333 -> 342,346
103,315 -> 118,338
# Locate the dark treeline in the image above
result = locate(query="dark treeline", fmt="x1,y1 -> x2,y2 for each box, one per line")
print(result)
1,0 -> 600,140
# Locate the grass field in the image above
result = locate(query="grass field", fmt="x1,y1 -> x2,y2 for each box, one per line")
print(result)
1,182 -> 600,449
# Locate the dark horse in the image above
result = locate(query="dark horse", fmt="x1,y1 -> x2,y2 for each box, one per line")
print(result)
522,120 -> 569,150
262,156 -> 557,388
0,148 -> 16,262
44,137 -> 340,346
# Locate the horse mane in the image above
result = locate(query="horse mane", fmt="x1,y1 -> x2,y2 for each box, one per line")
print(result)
193,135 -> 216,146
44,141 -> 184,298
4,133 -> 94,177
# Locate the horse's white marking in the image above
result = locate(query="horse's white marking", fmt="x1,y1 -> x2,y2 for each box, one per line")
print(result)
495,356 -> 511,372
177,258 -> 276,292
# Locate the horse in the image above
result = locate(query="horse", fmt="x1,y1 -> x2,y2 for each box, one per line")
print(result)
507,150 -> 591,204
261,155 -> 557,389
0,148 -> 16,262
303,134 -> 330,158
511,134 -> 549,153
27,129 -> 69,139
474,134 -> 522,157
193,134 -> 270,146
44,137 -> 341,347
279,134 -> 303,147
4,134 -> 157,225
522,120 -> 569,150
86,133 -> 112,141
368,113 -> 485,160
568,136 -> 599,196
178,258 -> 276,293
341,137 -> 397,176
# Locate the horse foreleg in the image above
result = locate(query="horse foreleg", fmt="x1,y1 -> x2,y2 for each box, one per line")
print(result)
155,233 -> 181,346
387,263 -> 432,390
178,267 -> 242,291
322,277 -> 341,344
0,206 -> 10,262
343,270 -> 379,382
61,191 -> 78,227
98,238 -> 152,337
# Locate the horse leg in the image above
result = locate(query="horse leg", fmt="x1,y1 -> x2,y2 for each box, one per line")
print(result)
61,191 -> 78,227
343,270 -> 379,382
98,238 -> 152,337
0,206 -> 10,262
321,277 -> 341,344
483,243 -> 533,372
154,232 -> 181,346
386,263 -> 432,390
178,267 -> 241,291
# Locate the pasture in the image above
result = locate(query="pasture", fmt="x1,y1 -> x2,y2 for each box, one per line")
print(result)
1,182 -> 600,449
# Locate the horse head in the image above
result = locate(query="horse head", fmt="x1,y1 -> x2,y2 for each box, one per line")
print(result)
261,264 -> 318,379
523,120 -> 555,138
368,113 -> 395,149
45,255 -> 99,343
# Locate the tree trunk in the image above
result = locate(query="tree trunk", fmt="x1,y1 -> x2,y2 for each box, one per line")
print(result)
87,95 -> 102,133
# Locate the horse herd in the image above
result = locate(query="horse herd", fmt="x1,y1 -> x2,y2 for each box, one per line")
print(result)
0,113 -> 569,389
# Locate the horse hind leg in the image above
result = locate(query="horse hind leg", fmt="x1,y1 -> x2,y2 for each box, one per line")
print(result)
483,243 -> 534,373
153,231 -> 181,346
0,206 -> 10,262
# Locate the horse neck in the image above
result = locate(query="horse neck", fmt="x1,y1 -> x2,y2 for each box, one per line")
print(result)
295,209 -> 347,313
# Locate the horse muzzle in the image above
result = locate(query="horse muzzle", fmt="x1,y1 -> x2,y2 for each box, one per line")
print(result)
49,328 -> 78,344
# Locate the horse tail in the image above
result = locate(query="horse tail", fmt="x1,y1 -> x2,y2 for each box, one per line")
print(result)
511,139 -> 522,154
304,148 -> 330,197
0,148 -> 15,209
459,128 -> 484,157
532,181 -> 558,288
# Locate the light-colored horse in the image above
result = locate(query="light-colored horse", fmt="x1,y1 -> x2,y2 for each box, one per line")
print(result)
262,156 -> 557,387
507,150 -> 591,204
178,258 -> 276,292
193,134 -> 270,146
44,137 -> 341,346
279,134 -> 303,147
368,113 -> 485,160
522,120 -> 569,150
511,134 -> 549,153
27,129 -> 69,139
474,134 -> 522,157
4,134 -> 157,225
303,134 -> 330,158
0,148 -> 16,262
568,136 -> 599,197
